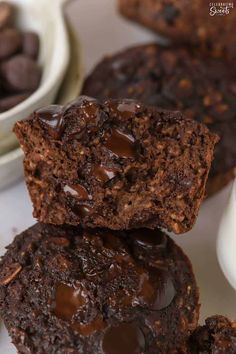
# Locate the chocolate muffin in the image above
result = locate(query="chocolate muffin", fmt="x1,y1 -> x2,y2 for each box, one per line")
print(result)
82,44 -> 235,196
0,223 -> 199,354
189,315 -> 236,353
118,0 -> 236,58
14,97 -> 217,233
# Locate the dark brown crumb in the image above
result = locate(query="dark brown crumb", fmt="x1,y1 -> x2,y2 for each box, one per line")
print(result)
118,0 -> 236,59
0,223 -> 199,354
14,97 -> 218,233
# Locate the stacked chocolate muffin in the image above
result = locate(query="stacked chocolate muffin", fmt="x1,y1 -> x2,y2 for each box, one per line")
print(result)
0,96 -> 218,353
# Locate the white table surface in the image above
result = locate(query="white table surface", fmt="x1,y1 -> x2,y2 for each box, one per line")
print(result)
0,0 -> 235,352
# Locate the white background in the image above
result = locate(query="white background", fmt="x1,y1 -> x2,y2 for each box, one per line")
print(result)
0,0 -> 235,352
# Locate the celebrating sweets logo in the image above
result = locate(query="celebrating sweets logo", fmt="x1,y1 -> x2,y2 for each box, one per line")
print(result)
209,2 -> 234,16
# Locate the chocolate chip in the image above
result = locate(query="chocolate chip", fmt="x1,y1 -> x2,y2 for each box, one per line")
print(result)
63,184 -> 91,200
35,105 -> 63,139
0,28 -> 22,60
72,317 -> 107,336
0,2 -> 14,29
54,283 -> 87,321
1,54 -> 41,92
104,128 -> 136,158
71,204 -> 94,217
135,272 -> 156,307
102,322 -> 145,354
106,99 -> 142,119
152,276 -> 176,310
22,32 -> 40,59
92,164 -> 117,183
131,229 -> 168,249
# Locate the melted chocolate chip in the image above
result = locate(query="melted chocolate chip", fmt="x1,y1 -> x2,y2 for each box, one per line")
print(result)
132,229 -> 168,249
136,272 -> 155,306
101,232 -> 123,251
106,99 -> 141,119
72,317 -> 107,336
102,322 -> 145,354
104,129 -> 135,158
116,100 -> 141,119
64,96 -> 100,126
54,283 -> 87,321
93,165 -> 117,183
153,276 -> 176,310
66,95 -> 97,109
82,101 -> 100,125
63,184 -> 91,200
72,204 -> 94,217
36,105 -> 63,139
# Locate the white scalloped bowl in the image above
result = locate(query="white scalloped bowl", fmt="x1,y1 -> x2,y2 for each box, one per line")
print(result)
0,0 -> 70,154
217,177 -> 236,291
0,5 -> 84,191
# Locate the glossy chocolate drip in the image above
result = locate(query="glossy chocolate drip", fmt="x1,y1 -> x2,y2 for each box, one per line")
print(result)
107,99 -> 141,119
136,271 -> 175,310
65,96 -> 97,109
136,272 -> 155,306
72,204 -> 94,217
116,100 -> 141,119
130,230 -> 175,310
36,105 -> 63,139
72,317 -> 107,336
101,232 -> 123,251
64,96 -> 100,127
102,322 -> 145,354
83,101 -> 100,125
54,283 -> 86,321
63,184 -> 91,200
93,165 -> 116,183
104,129 -> 135,158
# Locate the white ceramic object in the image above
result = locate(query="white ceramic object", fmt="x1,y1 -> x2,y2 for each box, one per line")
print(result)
56,18 -> 84,105
217,177 -> 236,290
0,13 -> 84,191
0,0 -> 70,154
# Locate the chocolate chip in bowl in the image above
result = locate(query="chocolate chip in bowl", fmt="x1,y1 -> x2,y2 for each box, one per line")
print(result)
0,1 -> 14,30
0,0 -> 70,158
0,0 -> 83,191
0,3 -> 42,112
82,43 -> 236,197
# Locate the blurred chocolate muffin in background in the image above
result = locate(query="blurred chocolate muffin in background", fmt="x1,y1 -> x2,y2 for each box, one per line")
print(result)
0,223 -> 200,354
82,44 -> 236,196
188,315 -> 236,353
118,0 -> 236,59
